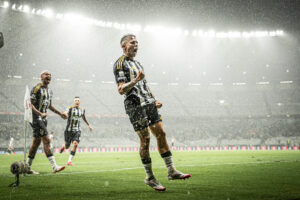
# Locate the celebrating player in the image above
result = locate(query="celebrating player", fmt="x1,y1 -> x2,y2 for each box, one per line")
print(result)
59,96 -> 93,166
27,70 -> 67,174
113,34 -> 191,191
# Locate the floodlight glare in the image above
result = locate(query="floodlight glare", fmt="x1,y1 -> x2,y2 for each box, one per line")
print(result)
23,5 -> 30,13
3,1 -> 9,8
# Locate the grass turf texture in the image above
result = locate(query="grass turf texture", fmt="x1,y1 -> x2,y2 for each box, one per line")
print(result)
0,151 -> 300,200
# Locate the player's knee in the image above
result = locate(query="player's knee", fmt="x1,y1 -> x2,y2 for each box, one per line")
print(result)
73,141 -> 78,146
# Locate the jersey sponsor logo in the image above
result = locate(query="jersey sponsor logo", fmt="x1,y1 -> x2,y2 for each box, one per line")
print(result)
118,71 -> 125,77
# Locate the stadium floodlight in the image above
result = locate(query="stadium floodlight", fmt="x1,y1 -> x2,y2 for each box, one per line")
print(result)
280,80 -> 293,84
216,32 -> 228,38
55,13 -> 64,19
210,83 -> 223,86
3,1 -> 9,8
189,83 -> 201,86
101,81 -> 114,84
23,5 -> 30,13
192,30 -> 197,36
269,31 -> 276,36
126,24 -> 141,32
168,83 -> 179,86
36,9 -> 42,15
198,30 -> 204,37
13,75 -> 22,79
184,30 -> 189,36
256,81 -> 269,85
276,30 -> 284,36
113,22 -> 121,29
63,13 -> 91,25
255,31 -> 269,37
207,30 -> 215,38
43,9 -> 54,18
148,82 -> 158,85
105,22 -> 113,28
94,20 -> 106,27
219,100 -> 225,104
4,3 -> 286,39
232,82 -> 246,86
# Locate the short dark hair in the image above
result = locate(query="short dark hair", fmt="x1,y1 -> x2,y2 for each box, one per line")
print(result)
74,96 -> 80,99
120,34 -> 136,46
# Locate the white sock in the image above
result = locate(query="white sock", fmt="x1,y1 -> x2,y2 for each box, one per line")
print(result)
143,163 -> 154,179
162,156 -> 176,173
27,157 -> 34,167
47,156 -> 57,169
68,155 -> 73,162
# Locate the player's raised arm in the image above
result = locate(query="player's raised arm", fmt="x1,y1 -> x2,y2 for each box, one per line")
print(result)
117,71 -> 144,95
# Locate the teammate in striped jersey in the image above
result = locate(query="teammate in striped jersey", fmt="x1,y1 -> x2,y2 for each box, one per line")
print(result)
59,96 -> 93,166
113,34 -> 191,192
7,136 -> 14,155
27,70 -> 68,174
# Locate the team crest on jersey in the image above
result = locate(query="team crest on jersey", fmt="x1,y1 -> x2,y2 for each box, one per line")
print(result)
119,71 -> 124,77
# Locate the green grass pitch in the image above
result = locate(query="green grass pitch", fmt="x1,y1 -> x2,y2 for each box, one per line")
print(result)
1,151 -> 300,200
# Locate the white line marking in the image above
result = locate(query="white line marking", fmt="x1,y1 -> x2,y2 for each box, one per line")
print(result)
1,160 -> 298,177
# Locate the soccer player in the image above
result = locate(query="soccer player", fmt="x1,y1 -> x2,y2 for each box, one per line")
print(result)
7,136 -> 14,155
49,132 -> 55,152
113,34 -> 191,191
27,70 -> 68,174
59,96 -> 93,166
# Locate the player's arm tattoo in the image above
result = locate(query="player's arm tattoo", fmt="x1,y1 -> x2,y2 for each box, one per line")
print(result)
118,79 -> 138,95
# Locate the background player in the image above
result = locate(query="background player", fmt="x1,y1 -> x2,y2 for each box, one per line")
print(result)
60,96 -> 93,166
7,136 -> 14,155
113,34 -> 191,191
27,70 -> 68,174
49,131 -> 55,153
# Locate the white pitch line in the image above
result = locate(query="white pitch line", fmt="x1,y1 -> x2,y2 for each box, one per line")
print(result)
1,159 -> 298,177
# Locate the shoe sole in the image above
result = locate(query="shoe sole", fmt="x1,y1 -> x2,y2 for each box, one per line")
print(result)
168,174 -> 191,180
53,166 -> 65,173
146,184 -> 166,192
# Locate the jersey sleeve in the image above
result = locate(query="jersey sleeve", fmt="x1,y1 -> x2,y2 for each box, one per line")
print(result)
113,58 -> 128,83
30,84 -> 40,104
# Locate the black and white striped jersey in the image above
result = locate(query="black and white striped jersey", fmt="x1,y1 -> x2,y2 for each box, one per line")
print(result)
65,106 -> 85,132
30,83 -> 53,120
113,55 -> 155,106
